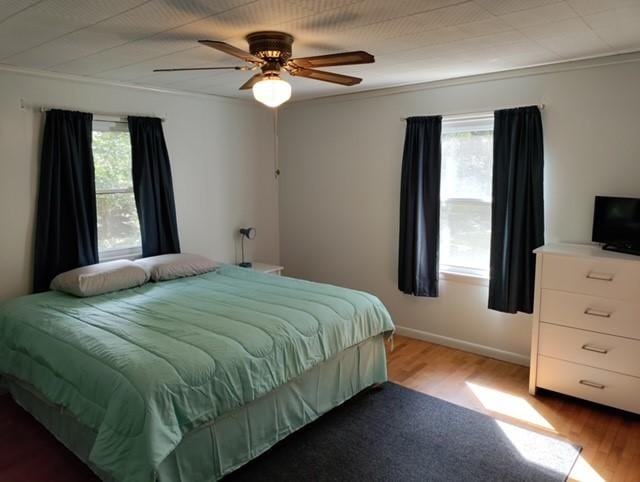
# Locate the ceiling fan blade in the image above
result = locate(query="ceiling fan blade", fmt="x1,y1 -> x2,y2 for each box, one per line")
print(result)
289,51 -> 374,68
153,66 -> 250,72
239,73 -> 264,90
287,67 -> 362,86
198,40 -> 263,64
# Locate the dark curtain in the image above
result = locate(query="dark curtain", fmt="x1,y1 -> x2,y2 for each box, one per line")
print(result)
33,110 -> 97,292
489,106 -> 544,314
128,116 -> 180,257
398,116 -> 442,297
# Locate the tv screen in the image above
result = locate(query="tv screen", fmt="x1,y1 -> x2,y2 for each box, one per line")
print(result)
592,196 -> 640,246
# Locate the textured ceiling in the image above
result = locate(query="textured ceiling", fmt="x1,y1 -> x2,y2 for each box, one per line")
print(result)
1,0 -> 639,101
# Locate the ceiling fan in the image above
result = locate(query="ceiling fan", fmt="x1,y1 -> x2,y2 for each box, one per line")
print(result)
154,31 -> 375,107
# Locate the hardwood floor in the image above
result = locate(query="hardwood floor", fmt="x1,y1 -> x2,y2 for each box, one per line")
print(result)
387,335 -> 640,482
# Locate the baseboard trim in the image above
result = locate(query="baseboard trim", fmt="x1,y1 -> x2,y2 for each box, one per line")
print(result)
394,326 -> 530,367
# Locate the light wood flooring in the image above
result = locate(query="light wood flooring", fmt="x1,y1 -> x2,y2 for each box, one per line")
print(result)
387,335 -> 640,482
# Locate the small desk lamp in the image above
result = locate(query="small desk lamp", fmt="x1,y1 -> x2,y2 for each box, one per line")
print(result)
239,227 -> 256,268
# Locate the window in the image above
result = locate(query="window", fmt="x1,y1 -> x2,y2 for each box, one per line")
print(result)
92,120 -> 141,260
439,115 -> 493,278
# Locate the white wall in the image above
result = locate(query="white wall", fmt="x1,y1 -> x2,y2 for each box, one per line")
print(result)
0,68 -> 279,299
278,55 -> 640,364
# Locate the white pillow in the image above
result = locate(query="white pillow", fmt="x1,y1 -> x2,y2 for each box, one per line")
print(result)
135,253 -> 218,281
50,260 -> 149,297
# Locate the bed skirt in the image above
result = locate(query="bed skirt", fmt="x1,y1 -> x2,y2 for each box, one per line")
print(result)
7,334 -> 388,482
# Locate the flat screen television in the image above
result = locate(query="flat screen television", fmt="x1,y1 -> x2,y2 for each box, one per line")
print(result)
592,196 -> 640,255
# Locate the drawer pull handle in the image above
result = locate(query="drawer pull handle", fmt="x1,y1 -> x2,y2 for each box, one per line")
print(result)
584,308 -> 611,318
581,344 -> 609,354
586,272 -> 614,281
579,379 -> 605,390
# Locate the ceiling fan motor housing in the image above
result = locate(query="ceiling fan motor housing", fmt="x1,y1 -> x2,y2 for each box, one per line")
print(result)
246,31 -> 294,64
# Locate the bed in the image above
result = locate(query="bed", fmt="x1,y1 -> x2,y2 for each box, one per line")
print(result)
0,265 -> 394,482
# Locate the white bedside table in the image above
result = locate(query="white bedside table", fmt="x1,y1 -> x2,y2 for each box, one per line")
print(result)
242,263 -> 283,275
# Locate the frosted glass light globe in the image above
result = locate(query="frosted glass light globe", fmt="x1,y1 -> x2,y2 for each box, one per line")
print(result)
252,77 -> 292,108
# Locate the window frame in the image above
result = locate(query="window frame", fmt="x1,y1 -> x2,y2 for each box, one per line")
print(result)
92,119 -> 142,262
439,114 -> 494,281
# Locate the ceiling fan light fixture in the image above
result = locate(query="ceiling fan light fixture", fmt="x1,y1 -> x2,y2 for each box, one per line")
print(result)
252,76 -> 291,108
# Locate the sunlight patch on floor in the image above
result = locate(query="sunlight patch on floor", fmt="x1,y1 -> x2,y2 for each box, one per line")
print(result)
466,381 -> 555,430
467,382 -> 605,482
496,420 -> 581,475
569,455 -> 606,482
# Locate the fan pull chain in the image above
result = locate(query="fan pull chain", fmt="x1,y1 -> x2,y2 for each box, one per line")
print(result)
274,108 -> 280,179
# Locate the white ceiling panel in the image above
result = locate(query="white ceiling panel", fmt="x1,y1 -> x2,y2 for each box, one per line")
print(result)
454,17 -> 514,36
520,18 -> 612,57
409,1 -> 495,28
0,0 -> 637,101
583,5 -> 640,51
565,0 -> 639,16
159,68 -> 242,87
92,0 -> 258,41
169,0 -> 314,38
53,38 -> 196,75
355,26 -> 471,55
0,0 -> 148,59
500,2 -> 577,28
44,0 -> 255,72
3,28 -> 136,68
97,49 -> 238,82
392,30 -> 531,63
286,0 -> 365,13
281,0 -> 464,36
0,0 -> 42,21
474,0 -> 562,15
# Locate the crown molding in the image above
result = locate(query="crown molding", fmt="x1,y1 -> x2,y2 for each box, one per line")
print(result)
0,63 -> 255,106
285,50 -> 640,108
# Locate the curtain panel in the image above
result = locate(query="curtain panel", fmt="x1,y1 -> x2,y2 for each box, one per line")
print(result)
489,106 -> 544,314
128,116 -> 181,258
33,109 -> 98,292
398,116 -> 442,297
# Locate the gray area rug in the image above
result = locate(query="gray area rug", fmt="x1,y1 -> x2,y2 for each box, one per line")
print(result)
227,382 -> 581,481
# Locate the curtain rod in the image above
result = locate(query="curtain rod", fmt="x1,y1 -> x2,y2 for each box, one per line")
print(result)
19,98 -> 166,122
401,104 -> 544,121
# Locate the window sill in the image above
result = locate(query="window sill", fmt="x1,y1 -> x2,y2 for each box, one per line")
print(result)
439,270 -> 489,287
99,247 -> 142,263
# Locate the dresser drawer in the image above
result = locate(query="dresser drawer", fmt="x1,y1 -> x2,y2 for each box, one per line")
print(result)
537,356 -> 640,414
538,323 -> 640,377
540,289 -> 640,339
541,254 -> 640,302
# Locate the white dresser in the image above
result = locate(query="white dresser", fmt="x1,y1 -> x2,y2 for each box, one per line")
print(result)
529,243 -> 640,414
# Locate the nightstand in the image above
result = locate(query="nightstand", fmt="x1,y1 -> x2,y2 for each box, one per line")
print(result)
244,263 -> 284,275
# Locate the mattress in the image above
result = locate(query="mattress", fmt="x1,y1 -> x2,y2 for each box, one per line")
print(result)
0,266 -> 394,481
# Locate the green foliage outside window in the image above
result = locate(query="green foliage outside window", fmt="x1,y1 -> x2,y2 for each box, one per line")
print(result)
92,129 -> 141,252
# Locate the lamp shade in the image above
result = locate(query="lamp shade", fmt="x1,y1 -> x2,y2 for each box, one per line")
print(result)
252,77 -> 291,108
239,227 -> 256,239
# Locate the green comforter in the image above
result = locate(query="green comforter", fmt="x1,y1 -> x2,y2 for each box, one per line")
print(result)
0,266 -> 394,482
